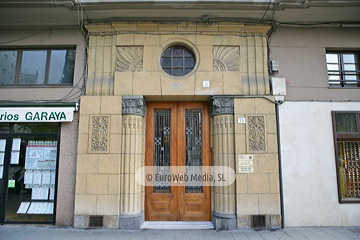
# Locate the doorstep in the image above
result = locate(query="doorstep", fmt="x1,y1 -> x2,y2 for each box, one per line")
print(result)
141,221 -> 214,230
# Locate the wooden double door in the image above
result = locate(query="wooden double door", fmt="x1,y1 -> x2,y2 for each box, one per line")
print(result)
145,102 -> 211,221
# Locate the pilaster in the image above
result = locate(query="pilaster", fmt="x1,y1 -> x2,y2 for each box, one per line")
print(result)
119,96 -> 146,229
210,96 -> 237,230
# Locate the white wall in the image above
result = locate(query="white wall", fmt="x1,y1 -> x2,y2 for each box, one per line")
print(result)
279,101 -> 360,227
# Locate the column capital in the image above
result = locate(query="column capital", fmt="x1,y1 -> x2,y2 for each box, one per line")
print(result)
122,95 -> 146,117
210,96 -> 234,117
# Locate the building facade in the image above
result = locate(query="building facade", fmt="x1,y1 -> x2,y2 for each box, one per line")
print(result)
271,27 -> 360,226
0,27 -> 86,225
0,0 -> 359,230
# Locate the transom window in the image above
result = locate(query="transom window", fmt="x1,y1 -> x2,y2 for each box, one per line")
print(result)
332,111 -> 360,203
160,45 -> 196,77
0,48 -> 75,86
326,52 -> 360,87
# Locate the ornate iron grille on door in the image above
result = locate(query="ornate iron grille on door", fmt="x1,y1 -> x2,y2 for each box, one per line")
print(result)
185,109 -> 203,193
153,109 -> 171,193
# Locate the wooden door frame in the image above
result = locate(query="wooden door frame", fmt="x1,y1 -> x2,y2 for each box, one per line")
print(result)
145,101 -> 211,221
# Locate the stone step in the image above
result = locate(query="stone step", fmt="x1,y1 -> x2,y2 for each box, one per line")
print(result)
141,221 -> 214,230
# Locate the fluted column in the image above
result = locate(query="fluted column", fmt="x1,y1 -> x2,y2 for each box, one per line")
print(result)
119,96 -> 145,229
210,96 -> 236,230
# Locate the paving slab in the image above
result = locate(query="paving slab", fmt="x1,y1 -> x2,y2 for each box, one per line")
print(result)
0,225 -> 360,240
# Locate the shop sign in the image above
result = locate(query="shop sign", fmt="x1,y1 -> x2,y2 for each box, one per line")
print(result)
0,108 -> 74,122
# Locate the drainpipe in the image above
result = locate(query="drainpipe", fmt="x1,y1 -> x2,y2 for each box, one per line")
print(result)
275,103 -> 285,229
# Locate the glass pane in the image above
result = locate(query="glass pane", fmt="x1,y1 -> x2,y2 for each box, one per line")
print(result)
343,54 -> 355,64
329,75 -> 340,85
185,68 -> 192,75
184,49 -> 193,57
173,69 -> 183,76
0,51 -> 17,85
153,109 -> 171,193
173,47 -> 183,56
13,123 -> 59,134
48,50 -> 75,84
185,57 -> 195,67
164,68 -> 171,75
173,58 -> 183,67
326,54 -> 338,63
20,51 -> 47,85
185,109 -> 203,193
327,64 -> 339,71
5,136 -> 58,223
162,48 -> 171,57
329,75 -> 340,80
344,64 -> 356,71
161,57 -> 171,67
335,113 -> 357,132
337,141 -> 360,200
344,75 -> 357,80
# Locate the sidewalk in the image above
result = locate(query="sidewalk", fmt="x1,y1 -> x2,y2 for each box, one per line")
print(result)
0,225 -> 359,240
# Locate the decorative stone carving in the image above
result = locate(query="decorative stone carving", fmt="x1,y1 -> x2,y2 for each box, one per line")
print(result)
116,46 -> 143,72
122,95 -> 146,117
213,115 -> 234,130
210,97 -> 234,117
90,115 -> 110,152
213,46 -> 239,71
247,115 -> 267,152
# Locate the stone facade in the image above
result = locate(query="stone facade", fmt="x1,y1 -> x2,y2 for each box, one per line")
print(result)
74,21 -> 280,230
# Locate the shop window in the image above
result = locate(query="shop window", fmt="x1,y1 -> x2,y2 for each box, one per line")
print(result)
0,48 -> 75,86
160,45 -> 196,77
0,123 -> 59,224
326,52 -> 360,87
332,112 -> 360,203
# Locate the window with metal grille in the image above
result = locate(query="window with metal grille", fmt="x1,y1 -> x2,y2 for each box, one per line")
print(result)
160,45 -> 195,77
332,111 -> 360,203
326,52 -> 360,87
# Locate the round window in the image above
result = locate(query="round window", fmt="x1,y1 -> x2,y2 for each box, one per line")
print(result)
160,45 -> 196,77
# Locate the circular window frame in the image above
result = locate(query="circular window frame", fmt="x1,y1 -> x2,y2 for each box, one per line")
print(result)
159,38 -> 200,79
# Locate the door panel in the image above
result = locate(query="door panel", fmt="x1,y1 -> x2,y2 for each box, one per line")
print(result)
145,102 -> 210,221
145,102 -> 178,221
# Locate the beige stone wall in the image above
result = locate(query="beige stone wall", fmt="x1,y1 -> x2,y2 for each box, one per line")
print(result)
234,97 -> 281,228
85,22 -> 271,98
74,95 -> 123,228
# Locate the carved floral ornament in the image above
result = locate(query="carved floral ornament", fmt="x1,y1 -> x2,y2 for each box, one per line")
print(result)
90,115 -> 109,152
213,46 -> 239,72
247,115 -> 266,152
116,46 -> 143,72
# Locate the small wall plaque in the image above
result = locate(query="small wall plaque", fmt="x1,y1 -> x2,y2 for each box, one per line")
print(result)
238,161 -> 253,167
239,167 -> 254,173
238,155 -> 254,173
238,155 -> 253,160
